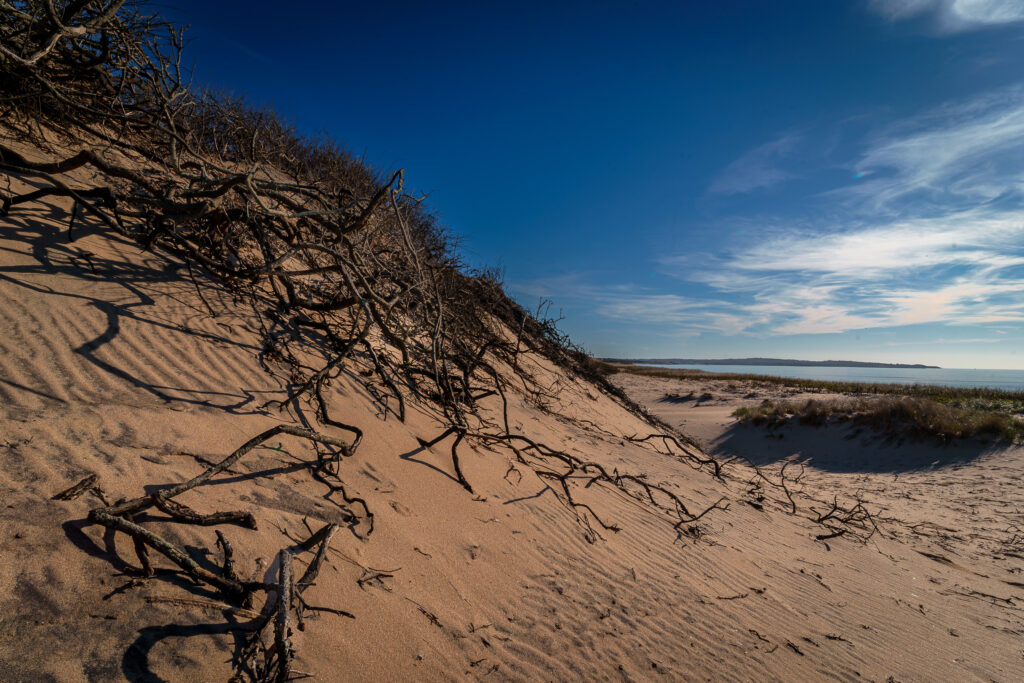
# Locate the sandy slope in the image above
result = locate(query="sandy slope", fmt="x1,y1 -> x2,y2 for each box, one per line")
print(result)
613,373 -> 1024,580
1,183 -> 1023,680
615,373 -> 1024,675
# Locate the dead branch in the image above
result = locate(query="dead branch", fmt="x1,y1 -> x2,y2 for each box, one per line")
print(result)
152,496 -> 257,529
215,530 -> 239,583
52,473 -> 97,500
274,550 -> 293,683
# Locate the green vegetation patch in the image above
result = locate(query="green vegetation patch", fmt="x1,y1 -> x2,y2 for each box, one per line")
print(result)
612,363 -> 1024,404
732,397 -> 1024,444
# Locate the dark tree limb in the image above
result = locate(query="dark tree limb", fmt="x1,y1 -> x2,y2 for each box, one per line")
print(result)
274,550 -> 293,683
52,473 -> 97,500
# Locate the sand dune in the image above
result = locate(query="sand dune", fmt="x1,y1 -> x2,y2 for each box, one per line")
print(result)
2,180 -> 1023,680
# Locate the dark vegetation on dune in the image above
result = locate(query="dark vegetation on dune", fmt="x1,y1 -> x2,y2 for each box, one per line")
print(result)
612,363 -> 1024,404
0,2 -> 744,679
732,397 -> 1024,444
635,361 -> 1024,444
604,357 -> 939,369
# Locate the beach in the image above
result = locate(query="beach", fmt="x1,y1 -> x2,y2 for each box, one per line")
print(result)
612,369 -> 1024,586
2,4 -> 1023,677
631,363 -> 1024,393
1,195 -> 1022,679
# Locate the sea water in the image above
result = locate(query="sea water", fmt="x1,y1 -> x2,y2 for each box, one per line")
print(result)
635,364 -> 1024,392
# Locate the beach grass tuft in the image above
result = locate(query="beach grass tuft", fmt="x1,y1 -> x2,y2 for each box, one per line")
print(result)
732,396 -> 1023,443
610,363 -> 1024,404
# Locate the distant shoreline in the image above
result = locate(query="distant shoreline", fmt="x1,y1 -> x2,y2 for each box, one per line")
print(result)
602,363 -> 1024,400
602,357 -> 940,369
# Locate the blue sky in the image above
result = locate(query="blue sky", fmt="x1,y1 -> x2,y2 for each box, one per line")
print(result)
166,0 -> 1024,368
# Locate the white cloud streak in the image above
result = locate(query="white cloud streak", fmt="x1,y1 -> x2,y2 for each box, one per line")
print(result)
666,208 -> 1024,336
844,87 -> 1024,212
707,134 -> 801,195
869,0 -> 1024,29
538,86 -> 1024,339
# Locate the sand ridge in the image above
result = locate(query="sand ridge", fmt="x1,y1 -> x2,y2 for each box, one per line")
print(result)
1,184 -> 1023,679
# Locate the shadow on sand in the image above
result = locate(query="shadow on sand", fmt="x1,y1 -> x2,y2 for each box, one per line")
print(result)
0,201 -> 284,415
711,421 -> 1009,473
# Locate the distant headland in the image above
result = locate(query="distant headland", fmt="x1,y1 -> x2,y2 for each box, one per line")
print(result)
602,357 -> 941,369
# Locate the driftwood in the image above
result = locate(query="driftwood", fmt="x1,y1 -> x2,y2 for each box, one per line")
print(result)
86,425 -> 357,598
627,433 -> 723,479
273,550 -> 293,683
231,522 -> 347,681
76,425 -> 358,680
52,473 -> 98,500
735,458 -> 880,543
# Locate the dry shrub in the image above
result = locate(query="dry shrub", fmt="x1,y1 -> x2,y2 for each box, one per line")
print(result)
734,396 -> 1021,443
618,365 -> 1024,404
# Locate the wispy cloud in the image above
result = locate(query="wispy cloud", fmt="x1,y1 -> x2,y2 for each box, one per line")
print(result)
225,39 -> 281,68
539,86 -> 1024,340
869,0 -> 1024,30
666,207 -> 1024,336
709,213 -> 1024,278
594,294 -> 753,335
707,134 -> 801,195
842,86 -> 1024,213
883,336 -> 1006,345
512,276 -> 753,336
519,212 -> 1024,338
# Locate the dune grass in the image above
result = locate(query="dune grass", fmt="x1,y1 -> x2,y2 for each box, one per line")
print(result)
600,361 -> 1024,443
606,362 -> 1024,405
732,397 -> 1024,444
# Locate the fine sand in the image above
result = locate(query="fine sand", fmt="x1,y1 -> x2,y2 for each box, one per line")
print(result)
613,372 -> 1024,583
1,165 -> 1023,680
